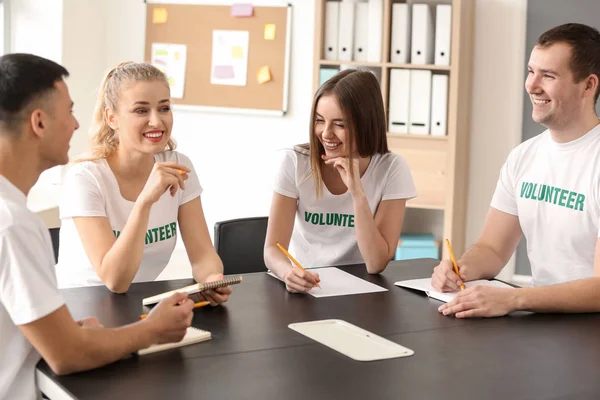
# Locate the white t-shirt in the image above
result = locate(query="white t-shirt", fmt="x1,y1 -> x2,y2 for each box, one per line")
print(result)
491,125 -> 600,287
274,146 -> 417,268
56,151 -> 202,288
0,174 -> 64,400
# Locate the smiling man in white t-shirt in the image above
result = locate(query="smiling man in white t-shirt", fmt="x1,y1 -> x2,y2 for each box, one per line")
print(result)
433,23 -> 600,318
0,54 -> 196,400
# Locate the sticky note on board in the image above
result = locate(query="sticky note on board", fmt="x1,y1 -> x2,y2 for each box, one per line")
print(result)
231,46 -> 244,59
264,24 -> 276,40
257,66 -> 272,84
153,8 -> 168,24
231,3 -> 254,17
214,65 -> 235,79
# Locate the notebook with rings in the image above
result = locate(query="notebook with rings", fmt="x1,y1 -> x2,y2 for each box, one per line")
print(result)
142,276 -> 243,306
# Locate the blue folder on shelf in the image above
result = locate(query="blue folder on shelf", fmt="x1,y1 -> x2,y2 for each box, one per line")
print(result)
395,234 -> 439,260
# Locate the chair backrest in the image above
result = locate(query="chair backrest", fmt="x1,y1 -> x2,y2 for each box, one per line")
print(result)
48,227 -> 60,264
214,217 -> 268,274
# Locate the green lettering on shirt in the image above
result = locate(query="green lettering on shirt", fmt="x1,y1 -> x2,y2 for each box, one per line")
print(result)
305,212 -> 312,222
140,222 -> 178,245
519,181 -> 585,212
302,212 -> 356,228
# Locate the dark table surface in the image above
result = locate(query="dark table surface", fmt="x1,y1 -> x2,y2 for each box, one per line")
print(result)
37,258 -> 600,400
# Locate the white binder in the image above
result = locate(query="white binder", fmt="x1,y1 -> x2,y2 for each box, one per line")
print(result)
390,3 -> 411,64
409,69 -> 432,135
388,69 -> 411,134
367,0 -> 383,62
338,2 -> 356,62
324,2 -> 340,61
411,4 -> 434,65
430,74 -> 449,136
353,3 -> 370,62
434,4 -> 452,66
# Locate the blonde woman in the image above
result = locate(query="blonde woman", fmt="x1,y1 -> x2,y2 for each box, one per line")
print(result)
264,69 -> 417,293
56,62 -> 231,304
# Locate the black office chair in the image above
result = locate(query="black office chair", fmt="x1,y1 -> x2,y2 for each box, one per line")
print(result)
49,227 -> 60,264
214,217 -> 268,275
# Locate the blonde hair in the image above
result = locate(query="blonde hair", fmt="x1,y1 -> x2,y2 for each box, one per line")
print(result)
85,61 -> 176,160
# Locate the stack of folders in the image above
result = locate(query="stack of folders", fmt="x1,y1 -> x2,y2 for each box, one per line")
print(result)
324,0 -> 384,63
387,3 -> 452,137
323,2 -> 451,66
388,69 -> 448,136
390,3 -> 452,66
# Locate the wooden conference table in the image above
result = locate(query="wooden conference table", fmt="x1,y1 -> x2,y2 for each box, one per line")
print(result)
37,259 -> 600,400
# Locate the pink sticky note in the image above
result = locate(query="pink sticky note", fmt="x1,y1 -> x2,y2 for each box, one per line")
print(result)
231,3 -> 254,17
213,65 -> 235,79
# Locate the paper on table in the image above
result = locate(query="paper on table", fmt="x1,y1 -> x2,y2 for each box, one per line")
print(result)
268,267 -> 388,298
138,327 -> 210,355
394,277 -> 514,303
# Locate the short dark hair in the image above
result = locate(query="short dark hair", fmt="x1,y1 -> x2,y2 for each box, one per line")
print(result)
537,23 -> 600,104
0,53 -> 69,135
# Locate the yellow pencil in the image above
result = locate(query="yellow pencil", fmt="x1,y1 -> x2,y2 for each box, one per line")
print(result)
139,301 -> 210,320
445,239 -> 465,290
276,242 -> 321,288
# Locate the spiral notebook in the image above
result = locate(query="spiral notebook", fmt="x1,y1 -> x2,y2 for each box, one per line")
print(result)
137,327 -> 211,355
142,276 -> 243,306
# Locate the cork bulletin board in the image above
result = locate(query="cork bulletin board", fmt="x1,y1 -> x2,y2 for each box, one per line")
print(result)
145,1 -> 292,115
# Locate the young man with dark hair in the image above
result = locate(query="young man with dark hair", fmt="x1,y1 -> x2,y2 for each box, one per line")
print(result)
0,53 -> 194,400
432,23 -> 600,318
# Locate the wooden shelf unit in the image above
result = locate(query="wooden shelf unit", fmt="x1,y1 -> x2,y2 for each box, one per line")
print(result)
313,0 -> 475,256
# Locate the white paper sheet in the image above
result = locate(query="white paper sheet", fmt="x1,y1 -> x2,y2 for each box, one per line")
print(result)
268,267 -> 388,298
394,277 -> 514,303
210,30 -> 249,86
150,43 -> 187,99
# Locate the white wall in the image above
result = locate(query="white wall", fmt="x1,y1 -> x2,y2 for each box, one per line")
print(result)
9,0 -> 62,62
466,0 -> 527,279
62,0 -> 107,159
0,1 -> 7,55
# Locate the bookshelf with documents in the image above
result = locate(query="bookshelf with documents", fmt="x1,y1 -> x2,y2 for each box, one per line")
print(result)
313,0 -> 474,256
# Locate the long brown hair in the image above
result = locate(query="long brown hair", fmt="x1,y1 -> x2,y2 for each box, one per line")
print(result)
306,69 -> 388,198
84,61 -> 176,161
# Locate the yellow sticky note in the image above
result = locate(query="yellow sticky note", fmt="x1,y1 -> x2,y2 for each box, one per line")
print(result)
264,24 -> 276,40
153,8 -> 168,24
232,46 -> 243,59
257,66 -> 272,84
